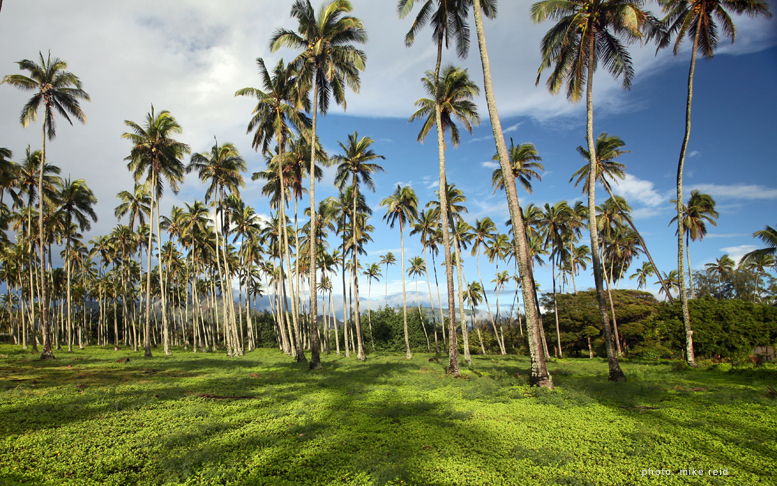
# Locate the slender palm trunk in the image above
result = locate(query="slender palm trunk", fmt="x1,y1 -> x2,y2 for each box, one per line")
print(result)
367,278 -> 375,350
551,258 -> 562,358
66,235 -> 73,353
352,178 -> 365,360
476,248 -> 505,354
675,16 -> 703,367
429,41 -> 459,375
157,204 -> 171,356
686,234 -> 694,298
471,0 -> 550,386
309,84 -> 322,370
143,170 -> 156,357
415,276 -> 431,351
430,247 -> 446,348
452,238 -> 471,363
422,249 -> 440,354
400,223 -> 411,359
584,35 -> 625,381
606,259 -> 622,356
39,120 -> 52,359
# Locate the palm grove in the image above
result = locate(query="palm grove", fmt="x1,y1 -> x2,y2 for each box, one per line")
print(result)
0,0 -> 773,387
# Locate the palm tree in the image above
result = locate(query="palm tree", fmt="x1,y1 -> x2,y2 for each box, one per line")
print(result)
271,0 -> 367,370
657,0 -> 771,365
470,217 -> 505,355
399,0 -> 473,376
381,185 -> 418,359
670,190 -> 718,297
464,0 -> 553,386
491,139 -> 544,195
463,280 -> 486,354
379,252 -> 397,308
706,254 -> 735,300
236,57 -> 309,363
333,131 -> 385,361
741,225 -> 777,268
123,106 -> 189,357
656,270 -> 681,299
3,52 -> 90,359
629,261 -> 655,290
57,178 -> 97,352
188,140 -> 246,357
410,209 -> 444,352
407,256 -> 431,351
540,201 -> 575,358
363,262 -> 381,350
572,133 -> 672,300
533,0 -> 652,380
410,67 -> 479,372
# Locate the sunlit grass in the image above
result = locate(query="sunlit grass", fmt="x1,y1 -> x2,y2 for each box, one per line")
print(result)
1,345 -> 775,485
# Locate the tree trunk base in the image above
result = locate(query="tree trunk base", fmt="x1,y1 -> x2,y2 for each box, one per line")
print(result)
608,370 -> 627,382
144,349 -> 153,358
40,351 -> 56,360
530,374 -> 553,389
309,360 -> 322,371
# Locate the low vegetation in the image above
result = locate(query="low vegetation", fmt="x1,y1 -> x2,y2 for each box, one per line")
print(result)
1,345 -> 775,485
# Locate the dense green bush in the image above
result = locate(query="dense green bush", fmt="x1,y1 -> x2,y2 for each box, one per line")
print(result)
648,297 -> 777,359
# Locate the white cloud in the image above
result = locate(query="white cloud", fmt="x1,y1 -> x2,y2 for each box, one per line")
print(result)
706,233 -> 750,239
689,150 -> 700,158
504,121 -> 523,133
611,174 -> 665,207
688,183 -> 777,200
720,245 -> 759,265
481,161 -> 500,169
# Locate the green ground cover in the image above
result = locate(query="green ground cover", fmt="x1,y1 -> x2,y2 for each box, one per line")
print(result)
0,345 -> 775,485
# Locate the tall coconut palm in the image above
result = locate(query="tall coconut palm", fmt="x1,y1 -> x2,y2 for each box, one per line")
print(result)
122,106 -> 189,357
410,66 -> 479,371
461,0 -> 552,386
363,262 -> 381,350
670,190 -> 718,297
532,0 -> 651,380
407,256 -> 432,351
57,178 -> 97,352
188,140 -> 246,357
381,185 -> 418,359
630,261 -> 655,290
379,252 -> 397,307
399,0 -> 473,376
491,139 -> 544,195
463,280 -> 486,354
271,0 -> 367,371
706,254 -> 735,300
410,209 -> 444,352
470,217 -> 505,354
657,0 -> 771,365
333,132 -> 385,361
574,133 -> 673,300
3,51 -> 90,359
741,225 -> 777,267
236,57 -> 310,363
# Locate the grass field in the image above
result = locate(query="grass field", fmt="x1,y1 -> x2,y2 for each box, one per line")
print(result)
0,345 -> 775,485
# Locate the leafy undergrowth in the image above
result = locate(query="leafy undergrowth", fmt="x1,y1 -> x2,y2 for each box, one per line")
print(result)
0,345 -> 775,485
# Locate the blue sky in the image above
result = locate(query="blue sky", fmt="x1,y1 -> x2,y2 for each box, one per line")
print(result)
1,1 -> 775,317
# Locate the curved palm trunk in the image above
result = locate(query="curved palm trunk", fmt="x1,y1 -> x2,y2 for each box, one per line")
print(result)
476,247 -> 505,354
352,177 -> 366,361
471,0 -> 550,386
400,222 -> 411,359
309,84 -> 322,370
428,41 -> 459,376
675,16 -> 704,367
414,275 -> 431,351
605,259 -> 622,356
143,171 -> 156,357
422,249 -> 440,354
584,35 -> 625,381
367,277 -> 375,350
452,239 -> 471,363
686,234 -> 694,298
551,258 -> 562,358
39,120 -> 52,359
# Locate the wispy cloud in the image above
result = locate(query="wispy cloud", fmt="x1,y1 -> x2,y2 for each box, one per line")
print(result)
689,150 -> 700,158
706,233 -> 750,238
688,183 -> 777,200
504,121 -> 523,133
611,174 -> 666,208
720,245 -> 758,264
481,161 -> 499,169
